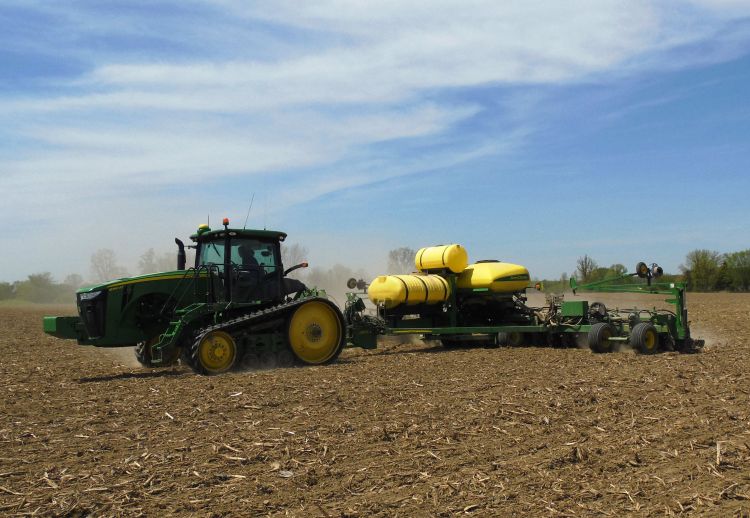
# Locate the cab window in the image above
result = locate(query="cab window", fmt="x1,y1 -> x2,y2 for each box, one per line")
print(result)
200,240 -> 225,268
232,240 -> 278,274
199,238 -> 277,272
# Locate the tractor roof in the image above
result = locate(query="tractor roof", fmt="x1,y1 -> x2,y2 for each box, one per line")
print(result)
190,227 -> 287,242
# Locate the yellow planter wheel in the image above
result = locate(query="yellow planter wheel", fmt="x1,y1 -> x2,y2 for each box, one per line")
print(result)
194,330 -> 238,375
587,322 -> 617,353
287,300 -> 345,365
630,323 -> 659,355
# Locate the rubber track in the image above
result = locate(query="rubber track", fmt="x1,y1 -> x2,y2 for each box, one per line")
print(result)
186,296 -> 327,369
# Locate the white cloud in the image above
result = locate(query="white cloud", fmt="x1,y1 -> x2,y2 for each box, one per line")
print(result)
1,1 -> 749,280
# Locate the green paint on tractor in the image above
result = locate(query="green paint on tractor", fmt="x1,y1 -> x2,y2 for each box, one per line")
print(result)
43,220 -> 347,375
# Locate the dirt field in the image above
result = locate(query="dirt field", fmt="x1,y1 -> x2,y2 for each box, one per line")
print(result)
1,293 -> 749,517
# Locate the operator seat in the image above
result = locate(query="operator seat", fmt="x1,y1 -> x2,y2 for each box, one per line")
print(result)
233,245 -> 262,301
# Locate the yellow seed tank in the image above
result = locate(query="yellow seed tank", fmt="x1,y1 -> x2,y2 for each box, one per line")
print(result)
415,244 -> 468,273
367,274 -> 450,309
457,262 -> 530,293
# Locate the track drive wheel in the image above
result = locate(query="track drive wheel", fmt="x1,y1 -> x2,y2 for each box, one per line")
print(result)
630,323 -> 659,354
188,330 -> 239,375
287,299 -> 345,365
135,336 -> 180,367
588,323 -> 617,353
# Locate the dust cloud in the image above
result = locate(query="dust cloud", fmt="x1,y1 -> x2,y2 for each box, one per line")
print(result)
98,346 -> 143,369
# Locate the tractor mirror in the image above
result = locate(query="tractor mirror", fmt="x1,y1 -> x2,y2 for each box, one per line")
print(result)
283,262 -> 309,276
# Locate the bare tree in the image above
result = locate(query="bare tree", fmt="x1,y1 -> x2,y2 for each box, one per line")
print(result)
281,243 -> 308,267
305,263 -> 369,303
63,273 -> 84,288
139,248 -> 176,274
281,243 -> 309,279
90,249 -> 129,283
155,252 -> 176,272
576,255 -> 598,282
388,247 -> 416,274
138,249 -> 158,274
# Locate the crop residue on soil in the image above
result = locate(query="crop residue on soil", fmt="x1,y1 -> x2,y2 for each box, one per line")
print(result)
1,293 -> 749,516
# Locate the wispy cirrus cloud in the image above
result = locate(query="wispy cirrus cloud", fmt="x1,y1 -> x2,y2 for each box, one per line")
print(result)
0,1 -> 749,279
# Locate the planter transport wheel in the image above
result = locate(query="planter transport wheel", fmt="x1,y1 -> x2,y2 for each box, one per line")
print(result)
630,322 -> 659,354
588,322 -> 617,353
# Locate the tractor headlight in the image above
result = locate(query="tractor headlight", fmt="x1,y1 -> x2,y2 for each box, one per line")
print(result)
78,290 -> 104,301
77,290 -> 108,339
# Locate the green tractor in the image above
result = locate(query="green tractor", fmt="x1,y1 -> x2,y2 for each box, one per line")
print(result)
43,219 -> 346,375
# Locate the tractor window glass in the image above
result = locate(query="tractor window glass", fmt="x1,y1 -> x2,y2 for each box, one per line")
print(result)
231,239 -> 278,274
200,240 -> 225,268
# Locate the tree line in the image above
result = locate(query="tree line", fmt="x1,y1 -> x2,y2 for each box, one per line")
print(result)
539,248 -> 750,292
0,244 -> 364,304
329,246 -> 750,294
680,249 -> 750,291
3,245 -> 749,304
0,248 -> 178,304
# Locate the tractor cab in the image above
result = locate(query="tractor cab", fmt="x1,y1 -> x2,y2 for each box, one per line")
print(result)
188,220 -> 306,304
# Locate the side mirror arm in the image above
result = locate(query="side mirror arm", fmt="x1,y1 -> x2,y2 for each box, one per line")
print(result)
284,262 -> 308,276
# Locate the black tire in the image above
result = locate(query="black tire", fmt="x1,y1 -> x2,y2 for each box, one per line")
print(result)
588,323 -> 617,353
497,331 -> 524,347
630,322 -> 659,354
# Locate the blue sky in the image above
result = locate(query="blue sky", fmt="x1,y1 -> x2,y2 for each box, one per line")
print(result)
1,1 -> 749,282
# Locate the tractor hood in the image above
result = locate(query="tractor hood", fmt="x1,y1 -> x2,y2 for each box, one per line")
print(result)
77,270 -> 191,294
45,269 -> 208,346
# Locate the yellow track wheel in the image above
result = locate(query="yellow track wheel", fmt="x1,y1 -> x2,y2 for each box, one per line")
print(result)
287,300 -> 344,365
196,330 -> 238,375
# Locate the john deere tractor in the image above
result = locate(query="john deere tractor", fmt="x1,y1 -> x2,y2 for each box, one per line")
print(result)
43,219 -> 345,375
